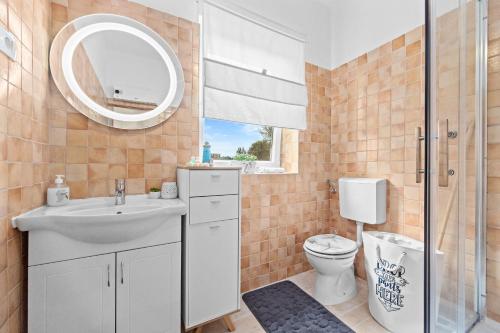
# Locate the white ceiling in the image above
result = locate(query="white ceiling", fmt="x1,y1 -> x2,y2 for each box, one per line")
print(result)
55,0 -> 434,69
311,0 -> 336,10
128,0 -> 334,21
127,0 -> 426,69
129,0 -> 333,68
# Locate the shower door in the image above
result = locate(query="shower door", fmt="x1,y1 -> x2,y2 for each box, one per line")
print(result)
426,0 -> 487,332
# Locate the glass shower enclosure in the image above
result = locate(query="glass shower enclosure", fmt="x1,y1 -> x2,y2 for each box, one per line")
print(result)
426,0 -> 493,332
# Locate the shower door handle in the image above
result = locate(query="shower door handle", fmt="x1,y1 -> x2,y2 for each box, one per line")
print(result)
438,119 -> 449,187
416,127 -> 425,183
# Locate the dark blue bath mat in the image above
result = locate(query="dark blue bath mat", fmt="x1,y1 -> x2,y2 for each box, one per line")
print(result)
242,281 -> 354,333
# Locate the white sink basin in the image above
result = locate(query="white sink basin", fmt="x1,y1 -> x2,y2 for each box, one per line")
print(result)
12,195 -> 187,244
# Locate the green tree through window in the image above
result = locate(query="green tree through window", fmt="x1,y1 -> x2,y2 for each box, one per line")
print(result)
248,126 -> 273,160
204,119 -> 276,161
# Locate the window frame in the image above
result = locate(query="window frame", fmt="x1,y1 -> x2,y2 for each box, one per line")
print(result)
200,118 -> 282,168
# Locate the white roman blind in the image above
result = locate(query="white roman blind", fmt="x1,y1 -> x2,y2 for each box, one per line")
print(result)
202,0 -> 308,130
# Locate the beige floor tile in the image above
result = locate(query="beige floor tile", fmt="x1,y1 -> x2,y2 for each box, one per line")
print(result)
336,302 -> 373,328
352,317 -> 390,333
470,320 -> 500,333
328,279 -> 369,315
191,270 -> 386,333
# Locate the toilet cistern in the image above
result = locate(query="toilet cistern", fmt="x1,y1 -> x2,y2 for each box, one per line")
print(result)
338,178 -> 387,247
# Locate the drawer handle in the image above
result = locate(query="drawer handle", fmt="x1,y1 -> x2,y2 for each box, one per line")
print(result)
211,174 -> 221,178
210,200 -> 221,204
209,225 -> 221,230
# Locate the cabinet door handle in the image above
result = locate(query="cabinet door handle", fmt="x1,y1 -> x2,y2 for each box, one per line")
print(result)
211,174 -> 221,178
210,200 -> 221,204
107,264 -> 110,287
120,261 -> 124,284
209,225 -> 221,230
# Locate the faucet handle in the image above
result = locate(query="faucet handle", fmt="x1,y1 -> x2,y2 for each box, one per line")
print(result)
115,178 -> 126,191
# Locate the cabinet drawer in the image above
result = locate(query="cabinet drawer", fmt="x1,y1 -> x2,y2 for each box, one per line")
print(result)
187,219 -> 239,327
189,170 -> 239,197
190,195 -> 239,224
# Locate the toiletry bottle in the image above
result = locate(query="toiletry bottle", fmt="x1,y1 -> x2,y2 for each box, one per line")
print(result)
47,175 -> 70,207
202,141 -> 211,163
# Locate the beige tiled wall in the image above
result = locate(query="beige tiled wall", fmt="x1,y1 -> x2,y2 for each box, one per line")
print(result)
0,0 -> 51,331
49,0 -> 200,197
240,64 -> 333,292
280,129 -> 299,174
487,0 -> 500,322
330,27 -> 425,278
72,34 -> 108,109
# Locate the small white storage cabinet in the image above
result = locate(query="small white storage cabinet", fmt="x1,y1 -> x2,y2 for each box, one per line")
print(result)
177,167 -> 241,330
27,215 -> 183,333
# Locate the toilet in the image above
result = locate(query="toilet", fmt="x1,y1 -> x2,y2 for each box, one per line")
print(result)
304,177 -> 387,305
303,234 -> 358,305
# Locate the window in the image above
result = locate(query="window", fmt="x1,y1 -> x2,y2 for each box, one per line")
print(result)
203,118 -> 281,167
199,1 -> 305,173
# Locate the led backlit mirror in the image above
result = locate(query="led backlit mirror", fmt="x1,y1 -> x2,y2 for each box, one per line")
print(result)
50,14 -> 184,129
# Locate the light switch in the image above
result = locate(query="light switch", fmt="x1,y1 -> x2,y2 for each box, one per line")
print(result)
0,27 -> 16,60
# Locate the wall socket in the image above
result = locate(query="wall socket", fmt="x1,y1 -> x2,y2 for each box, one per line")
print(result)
0,27 -> 16,60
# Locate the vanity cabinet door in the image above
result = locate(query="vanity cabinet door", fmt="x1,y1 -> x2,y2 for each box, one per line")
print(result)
187,219 -> 239,327
116,243 -> 181,333
28,254 -> 116,333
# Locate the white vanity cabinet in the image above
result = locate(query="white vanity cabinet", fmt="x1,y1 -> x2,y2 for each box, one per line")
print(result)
29,243 -> 181,333
16,197 -> 187,333
177,167 -> 241,330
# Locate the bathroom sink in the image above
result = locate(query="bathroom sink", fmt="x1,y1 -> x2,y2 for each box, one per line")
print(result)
12,195 -> 187,244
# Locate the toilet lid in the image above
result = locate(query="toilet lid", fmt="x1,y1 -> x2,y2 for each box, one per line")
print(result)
304,234 -> 357,256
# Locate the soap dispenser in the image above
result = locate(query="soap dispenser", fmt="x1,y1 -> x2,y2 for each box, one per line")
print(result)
47,175 -> 70,207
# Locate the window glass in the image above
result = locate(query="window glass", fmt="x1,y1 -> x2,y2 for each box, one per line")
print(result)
203,118 -> 275,161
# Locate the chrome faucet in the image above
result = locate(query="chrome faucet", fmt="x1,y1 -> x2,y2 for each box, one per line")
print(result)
115,179 -> 126,205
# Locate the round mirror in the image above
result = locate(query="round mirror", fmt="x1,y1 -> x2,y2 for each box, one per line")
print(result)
50,14 -> 184,129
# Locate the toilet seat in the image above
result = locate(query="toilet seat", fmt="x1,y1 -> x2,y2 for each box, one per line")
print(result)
304,234 -> 357,257
303,245 -> 357,259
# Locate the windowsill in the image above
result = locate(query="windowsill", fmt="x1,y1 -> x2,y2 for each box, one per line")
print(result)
242,171 -> 298,176
211,161 -> 279,167
210,161 -> 298,175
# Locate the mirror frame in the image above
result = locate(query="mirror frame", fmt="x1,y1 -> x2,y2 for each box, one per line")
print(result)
50,14 -> 185,130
